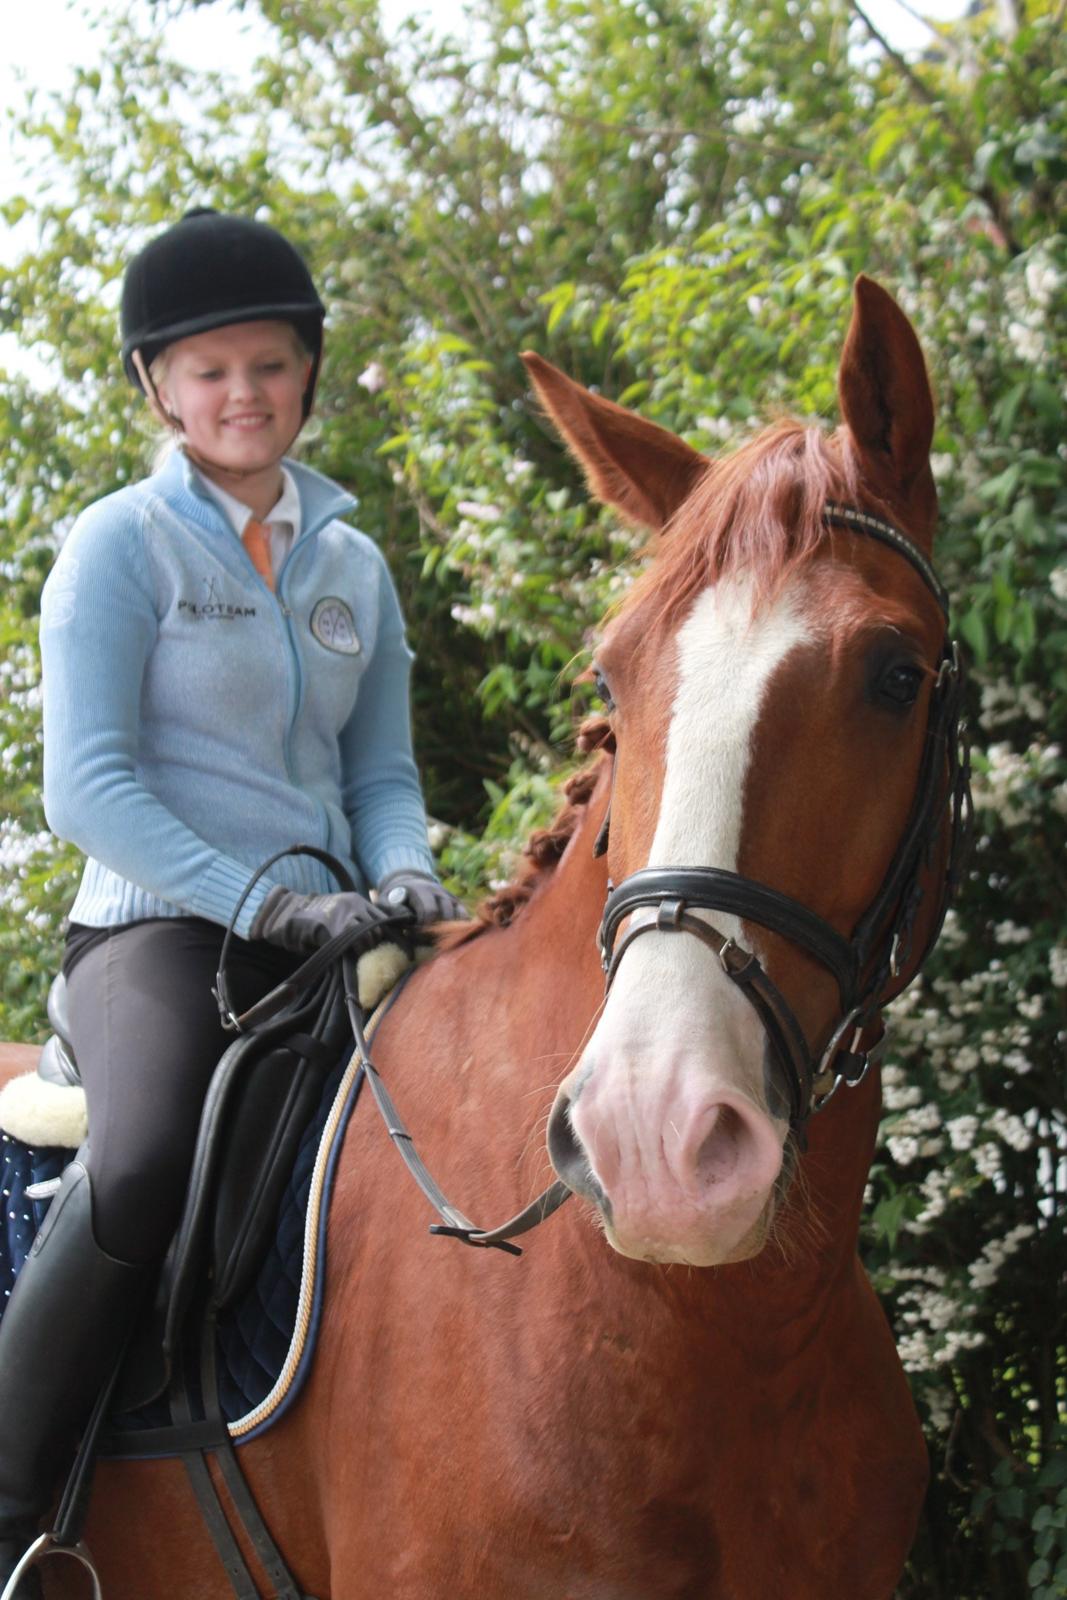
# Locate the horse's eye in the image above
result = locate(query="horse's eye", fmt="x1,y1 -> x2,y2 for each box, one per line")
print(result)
593,667 -> 616,712
878,662 -> 925,708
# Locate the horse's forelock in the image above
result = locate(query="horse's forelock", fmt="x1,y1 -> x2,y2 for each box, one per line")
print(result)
619,420 -> 866,633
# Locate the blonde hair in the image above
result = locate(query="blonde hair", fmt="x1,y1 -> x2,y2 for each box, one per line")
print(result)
147,348 -> 178,470
148,348 -> 171,391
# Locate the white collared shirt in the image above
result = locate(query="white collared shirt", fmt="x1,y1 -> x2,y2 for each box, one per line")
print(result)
193,465 -> 303,582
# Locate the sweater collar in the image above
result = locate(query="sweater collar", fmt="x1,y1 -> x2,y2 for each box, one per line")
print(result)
191,462 -> 303,540
153,448 -> 357,540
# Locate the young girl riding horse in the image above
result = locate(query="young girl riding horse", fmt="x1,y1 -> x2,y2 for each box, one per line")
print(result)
0,207 -> 464,1596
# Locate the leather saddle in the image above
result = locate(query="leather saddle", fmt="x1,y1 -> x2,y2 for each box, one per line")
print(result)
36,974 -> 81,1091
36,968 -> 352,1413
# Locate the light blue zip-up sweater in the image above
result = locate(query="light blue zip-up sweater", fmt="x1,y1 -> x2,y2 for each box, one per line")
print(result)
39,449 -> 438,939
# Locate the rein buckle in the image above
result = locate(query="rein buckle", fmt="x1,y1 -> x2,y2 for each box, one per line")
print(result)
936,640 -> 961,692
889,932 -> 904,981
212,986 -> 244,1035
717,937 -> 758,980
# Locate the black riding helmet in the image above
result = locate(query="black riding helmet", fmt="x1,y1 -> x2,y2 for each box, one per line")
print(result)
120,208 -> 326,418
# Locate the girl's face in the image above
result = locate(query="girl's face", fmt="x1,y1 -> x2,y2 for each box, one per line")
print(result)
156,320 -> 312,476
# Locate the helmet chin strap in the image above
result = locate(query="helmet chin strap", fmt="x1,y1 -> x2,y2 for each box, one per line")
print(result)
129,347 -> 306,486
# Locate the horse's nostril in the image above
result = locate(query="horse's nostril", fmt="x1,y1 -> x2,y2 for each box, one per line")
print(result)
547,1091 -> 606,1208
546,1092 -> 582,1187
693,1104 -> 744,1188
689,1099 -> 784,1201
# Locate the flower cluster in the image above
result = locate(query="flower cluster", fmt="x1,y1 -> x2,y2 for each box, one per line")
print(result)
969,1224 -> 1035,1291
1004,242 -> 1061,369
978,679 -> 1047,731
971,740 -> 1063,827
895,1270 -> 986,1372
0,819 -> 59,929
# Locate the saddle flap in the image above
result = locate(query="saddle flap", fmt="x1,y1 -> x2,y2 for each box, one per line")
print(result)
166,971 -> 350,1337
210,1027 -> 340,1309
111,974 -> 347,1416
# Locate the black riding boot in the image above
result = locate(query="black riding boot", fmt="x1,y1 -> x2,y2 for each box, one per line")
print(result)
0,1160 -> 148,1598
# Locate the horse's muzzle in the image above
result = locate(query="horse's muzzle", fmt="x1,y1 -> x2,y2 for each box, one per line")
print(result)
545,1066 -> 786,1266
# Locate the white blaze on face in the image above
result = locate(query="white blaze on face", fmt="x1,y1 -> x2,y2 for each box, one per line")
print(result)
563,574 -> 814,1264
650,574 -> 811,883
612,572 -> 813,1083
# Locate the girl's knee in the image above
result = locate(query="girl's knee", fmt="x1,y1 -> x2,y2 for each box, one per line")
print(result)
86,1155 -> 191,1263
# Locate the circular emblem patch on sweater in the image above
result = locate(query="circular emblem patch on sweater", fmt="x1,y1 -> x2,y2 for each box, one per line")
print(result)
310,597 -> 361,655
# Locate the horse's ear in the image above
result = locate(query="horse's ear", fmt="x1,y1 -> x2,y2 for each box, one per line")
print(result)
522,352 -> 708,531
838,276 -> 937,540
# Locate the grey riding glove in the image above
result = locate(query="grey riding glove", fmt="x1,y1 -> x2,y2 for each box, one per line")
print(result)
377,870 -> 468,925
250,885 -> 391,954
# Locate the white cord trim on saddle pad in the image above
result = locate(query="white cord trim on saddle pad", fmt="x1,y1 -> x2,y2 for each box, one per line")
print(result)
0,1074 -> 89,1149
227,995 -> 393,1439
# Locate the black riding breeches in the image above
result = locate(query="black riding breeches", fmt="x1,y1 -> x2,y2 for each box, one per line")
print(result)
62,918 -> 300,1264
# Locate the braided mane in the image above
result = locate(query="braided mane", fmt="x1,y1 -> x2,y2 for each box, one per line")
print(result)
437,717 -> 613,950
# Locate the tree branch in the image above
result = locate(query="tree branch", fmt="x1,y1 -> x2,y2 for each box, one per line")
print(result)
849,0 -> 944,108
882,0 -> 967,64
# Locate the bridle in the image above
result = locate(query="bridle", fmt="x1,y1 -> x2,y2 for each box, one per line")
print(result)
595,502 -> 972,1139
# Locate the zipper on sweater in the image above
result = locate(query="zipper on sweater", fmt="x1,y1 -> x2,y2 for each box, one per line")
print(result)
184,465 -> 352,865
274,540 -> 303,789
275,559 -> 332,852
279,597 -> 301,785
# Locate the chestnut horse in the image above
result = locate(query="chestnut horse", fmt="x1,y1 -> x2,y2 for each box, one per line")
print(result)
2,276 -> 963,1598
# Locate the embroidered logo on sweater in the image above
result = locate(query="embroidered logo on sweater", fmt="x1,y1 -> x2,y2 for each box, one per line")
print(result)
178,575 -> 257,621
310,597 -> 361,655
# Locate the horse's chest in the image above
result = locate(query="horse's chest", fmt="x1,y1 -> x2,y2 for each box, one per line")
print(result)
457,1323 -> 923,1600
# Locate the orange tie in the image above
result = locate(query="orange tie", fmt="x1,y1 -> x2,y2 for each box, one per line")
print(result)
242,519 -> 275,591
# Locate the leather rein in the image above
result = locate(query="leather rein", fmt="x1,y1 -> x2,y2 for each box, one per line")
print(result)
595,502 -> 972,1139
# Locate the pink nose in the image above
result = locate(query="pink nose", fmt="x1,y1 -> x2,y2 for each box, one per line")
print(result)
548,1081 -> 784,1264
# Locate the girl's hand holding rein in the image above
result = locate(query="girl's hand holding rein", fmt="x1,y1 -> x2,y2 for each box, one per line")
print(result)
249,885 -> 392,955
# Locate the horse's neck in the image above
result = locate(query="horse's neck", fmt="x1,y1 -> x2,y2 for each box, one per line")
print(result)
440,765 -> 615,1107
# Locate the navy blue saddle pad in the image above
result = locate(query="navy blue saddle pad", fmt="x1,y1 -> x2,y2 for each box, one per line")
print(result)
0,1052 -> 364,1448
